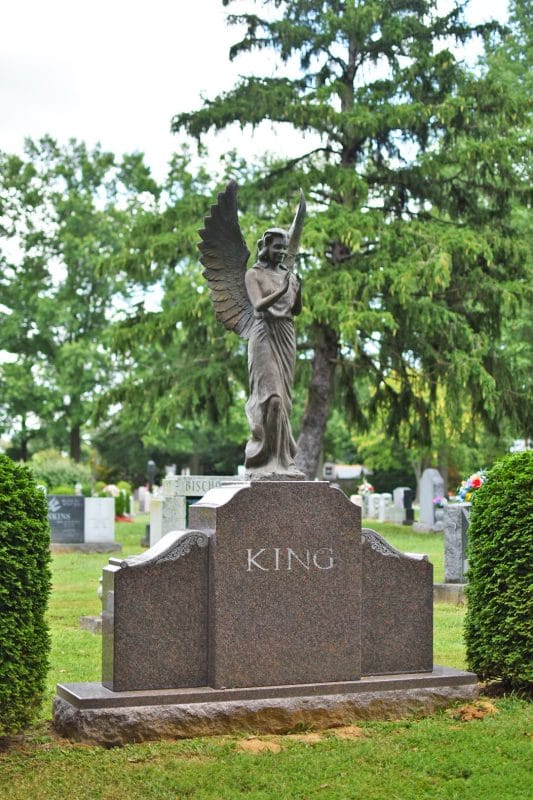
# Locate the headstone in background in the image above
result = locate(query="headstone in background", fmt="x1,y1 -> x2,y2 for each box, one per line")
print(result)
48,495 -> 85,543
403,488 -> 415,526
149,474 -> 238,547
390,486 -> 409,524
48,495 -> 119,552
84,497 -> 115,543
418,469 -> 444,529
137,486 -> 151,513
368,492 -> 381,519
393,486 -> 410,510
443,504 -> 470,583
350,494 -> 363,510
378,492 -> 392,522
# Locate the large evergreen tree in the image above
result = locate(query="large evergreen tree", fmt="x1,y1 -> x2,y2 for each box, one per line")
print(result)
172,0 -> 531,478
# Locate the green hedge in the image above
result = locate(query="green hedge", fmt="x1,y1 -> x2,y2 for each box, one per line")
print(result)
29,449 -> 91,490
465,451 -> 533,689
0,455 -> 52,736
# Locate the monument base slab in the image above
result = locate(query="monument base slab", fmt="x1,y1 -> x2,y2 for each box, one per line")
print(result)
79,615 -> 102,634
51,542 -> 122,554
433,584 -> 466,604
54,666 -> 478,746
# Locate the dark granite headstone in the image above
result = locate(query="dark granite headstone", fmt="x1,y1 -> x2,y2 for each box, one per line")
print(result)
403,488 -> 415,525
100,482 -> 434,694
361,529 -> 433,675
47,495 -> 85,543
102,530 -> 209,691
191,481 -> 361,689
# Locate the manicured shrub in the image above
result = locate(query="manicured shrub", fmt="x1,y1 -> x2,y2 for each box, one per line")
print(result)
116,482 -> 132,517
465,451 -> 533,689
0,455 -> 52,736
29,449 -> 91,490
49,485 -> 76,495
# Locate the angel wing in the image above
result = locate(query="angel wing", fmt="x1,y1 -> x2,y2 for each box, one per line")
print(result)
198,180 -> 254,339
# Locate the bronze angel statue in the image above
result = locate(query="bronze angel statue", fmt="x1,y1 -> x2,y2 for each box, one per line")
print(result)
199,181 -> 306,479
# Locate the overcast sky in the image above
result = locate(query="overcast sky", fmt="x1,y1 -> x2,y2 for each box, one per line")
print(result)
2,0 -> 509,181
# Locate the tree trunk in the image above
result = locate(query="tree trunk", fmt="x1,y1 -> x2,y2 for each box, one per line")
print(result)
20,417 -> 29,461
189,452 -> 201,474
70,424 -> 81,462
411,457 -> 423,504
295,325 -> 339,479
438,459 -> 449,498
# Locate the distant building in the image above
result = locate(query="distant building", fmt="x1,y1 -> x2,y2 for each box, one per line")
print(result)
323,463 -> 372,481
510,439 -> 532,452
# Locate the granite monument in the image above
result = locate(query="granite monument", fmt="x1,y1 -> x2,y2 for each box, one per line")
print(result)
53,182 -> 477,744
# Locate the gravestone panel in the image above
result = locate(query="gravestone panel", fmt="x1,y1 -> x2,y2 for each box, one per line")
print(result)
102,530 -> 209,691
403,488 -> 415,526
393,487 -> 411,509
390,487 -> 409,524
149,474 -> 238,547
443,504 -> 470,583
48,495 -> 85,543
361,528 -> 433,675
367,493 -> 381,519
191,481 -> 361,689
84,497 -> 115,543
378,492 -> 392,522
419,469 -> 444,528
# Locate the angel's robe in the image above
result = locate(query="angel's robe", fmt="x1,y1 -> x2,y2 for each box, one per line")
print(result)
244,263 -> 301,474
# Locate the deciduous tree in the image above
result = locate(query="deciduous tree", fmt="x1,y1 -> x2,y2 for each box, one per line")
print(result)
0,138 -> 157,460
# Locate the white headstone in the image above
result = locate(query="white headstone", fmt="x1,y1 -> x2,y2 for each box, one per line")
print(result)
378,493 -> 392,522
368,493 -> 381,519
350,494 -> 363,509
149,474 -> 239,547
84,497 -> 115,543
419,469 -> 445,528
393,487 -> 410,509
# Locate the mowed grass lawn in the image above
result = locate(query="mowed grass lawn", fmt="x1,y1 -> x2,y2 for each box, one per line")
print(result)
0,516 -> 530,800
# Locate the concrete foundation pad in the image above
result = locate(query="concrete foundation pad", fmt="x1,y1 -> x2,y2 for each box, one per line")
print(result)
51,543 -> 122,554
53,666 -> 478,746
79,615 -> 102,634
434,584 -> 466,604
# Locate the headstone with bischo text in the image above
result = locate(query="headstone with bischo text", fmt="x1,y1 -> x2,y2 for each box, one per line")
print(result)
149,474 -> 238,546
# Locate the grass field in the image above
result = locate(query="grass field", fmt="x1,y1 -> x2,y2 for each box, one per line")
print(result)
0,516 -> 530,800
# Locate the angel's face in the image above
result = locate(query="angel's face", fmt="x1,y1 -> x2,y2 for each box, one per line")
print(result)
267,234 -> 288,265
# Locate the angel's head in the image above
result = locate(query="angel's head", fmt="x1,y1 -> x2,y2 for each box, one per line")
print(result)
257,228 -> 288,266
